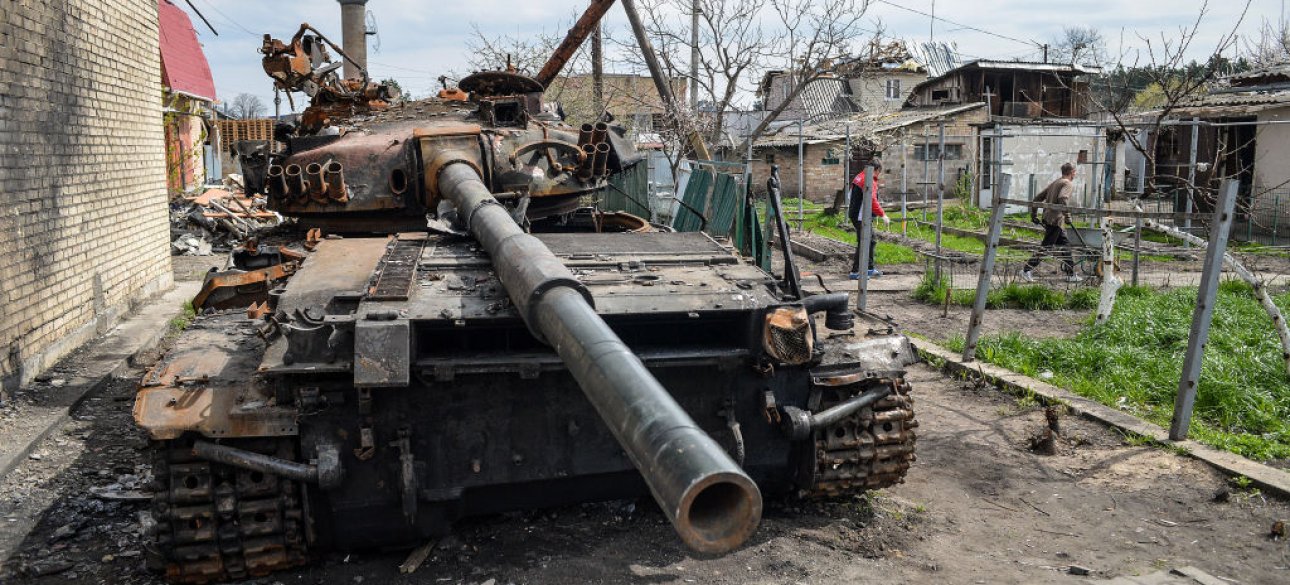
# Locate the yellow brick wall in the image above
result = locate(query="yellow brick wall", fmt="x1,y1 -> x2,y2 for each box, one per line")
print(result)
0,0 -> 173,391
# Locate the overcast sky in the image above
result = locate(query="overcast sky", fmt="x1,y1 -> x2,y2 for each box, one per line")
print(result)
182,0 -> 1282,112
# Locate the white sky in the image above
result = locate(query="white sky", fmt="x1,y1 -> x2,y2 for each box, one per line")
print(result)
183,0 -> 1283,112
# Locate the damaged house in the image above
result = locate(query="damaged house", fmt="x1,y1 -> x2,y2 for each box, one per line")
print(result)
159,0 -> 218,194
905,60 -> 1108,207
1160,64 -> 1290,242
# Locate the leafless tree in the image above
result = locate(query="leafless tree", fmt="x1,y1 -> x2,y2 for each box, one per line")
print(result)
612,0 -> 777,148
224,93 -> 267,119
1074,1 -> 1290,374
1095,1 -> 1250,196
1050,26 -> 1109,67
464,24 -> 565,76
1243,13 -> 1290,67
736,0 -> 873,152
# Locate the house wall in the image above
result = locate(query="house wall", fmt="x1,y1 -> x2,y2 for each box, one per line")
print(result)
979,125 -> 1104,209
1255,107 -> 1290,196
849,71 -> 925,113
1251,106 -> 1290,234
164,93 -> 209,194
0,0 -> 173,394
548,74 -> 685,130
750,107 -> 988,206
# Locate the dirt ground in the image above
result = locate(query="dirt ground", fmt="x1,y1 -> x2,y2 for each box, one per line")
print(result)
2,360 -> 1288,584
2,246 -> 1289,584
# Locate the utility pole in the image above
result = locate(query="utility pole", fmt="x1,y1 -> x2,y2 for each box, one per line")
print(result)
929,0 -> 936,43
690,0 -> 699,109
622,0 -> 711,160
1043,44 -> 1049,63
592,23 -> 605,116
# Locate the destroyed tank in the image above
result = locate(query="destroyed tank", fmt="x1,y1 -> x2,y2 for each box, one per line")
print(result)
133,9 -> 918,584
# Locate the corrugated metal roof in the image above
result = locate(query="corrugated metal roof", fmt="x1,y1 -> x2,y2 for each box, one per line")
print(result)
753,103 -> 986,147
1175,89 -> 1290,116
159,0 -> 216,101
780,76 -> 858,123
907,42 -> 962,78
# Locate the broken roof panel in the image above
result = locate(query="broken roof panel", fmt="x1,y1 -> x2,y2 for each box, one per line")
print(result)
907,41 -> 963,78
754,103 -> 986,147
158,0 -> 216,101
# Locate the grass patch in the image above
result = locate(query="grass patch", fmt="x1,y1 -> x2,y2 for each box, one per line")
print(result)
912,272 -> 1099,311
803,211 -> 919,264
169,301 -> 197,333
946,284 -> 1290,460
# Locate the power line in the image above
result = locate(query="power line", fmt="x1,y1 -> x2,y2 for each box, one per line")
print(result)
195,0 -> 259,37
875,0 -> 1038,48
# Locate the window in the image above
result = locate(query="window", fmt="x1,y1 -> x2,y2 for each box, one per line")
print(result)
913,144 -> 965,161
885,79 -> 902,100
931,89 -> 951,101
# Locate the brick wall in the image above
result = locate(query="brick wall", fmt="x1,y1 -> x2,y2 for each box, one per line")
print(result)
0,0 -> 173,393
750,107 -> 989,206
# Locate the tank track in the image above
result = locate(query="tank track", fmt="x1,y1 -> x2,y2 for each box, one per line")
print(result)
148,439 -> 309,584
805,379 -> 918,497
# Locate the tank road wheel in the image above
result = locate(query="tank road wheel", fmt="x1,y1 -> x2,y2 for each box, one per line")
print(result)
148,438 -> 309,584
797,379 -> 918,498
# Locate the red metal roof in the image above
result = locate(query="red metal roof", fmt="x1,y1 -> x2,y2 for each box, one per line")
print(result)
158,0 -> 216,101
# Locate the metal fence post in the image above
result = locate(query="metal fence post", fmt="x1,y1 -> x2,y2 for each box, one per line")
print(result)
901,131 -> 908,236
857,165 -> 876,312
843,124 -> 852,218
1183,117 -> 1199,248
1275,194 -> 1281,246
1169,181 -> 1238,441
797,119 -> 805,228
923,125 -> 930,222
1132,215 -> 1142,287
934,122 -> 946,281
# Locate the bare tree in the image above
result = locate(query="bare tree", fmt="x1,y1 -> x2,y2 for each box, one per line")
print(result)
224,93 -> 267,119
1076,1 -> 1290,376
1095,1 -> 1250,195
465,23 -> 564,75
1243,13 -> 1290,67
737,0 -> 873,152
613,0 -> 777,148
1050,26 -> 1109,67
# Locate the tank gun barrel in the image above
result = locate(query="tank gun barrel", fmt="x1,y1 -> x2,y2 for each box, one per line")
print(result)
437,161 -> 762,554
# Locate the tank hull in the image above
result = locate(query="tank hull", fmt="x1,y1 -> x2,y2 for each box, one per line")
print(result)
138,232 -> 917,582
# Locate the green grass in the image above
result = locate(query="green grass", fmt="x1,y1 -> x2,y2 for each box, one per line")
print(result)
946,281 -> 1290,461
912,272 -> 1099,310
169,301 -> 197,332
803,211 -> 919,264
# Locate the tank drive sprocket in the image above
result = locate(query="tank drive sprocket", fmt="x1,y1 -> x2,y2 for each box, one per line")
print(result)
148,438 -> 309,584
800,379 -> 918,498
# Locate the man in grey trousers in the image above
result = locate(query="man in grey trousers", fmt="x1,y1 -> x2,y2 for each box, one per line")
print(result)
1021,162 -> 1079,283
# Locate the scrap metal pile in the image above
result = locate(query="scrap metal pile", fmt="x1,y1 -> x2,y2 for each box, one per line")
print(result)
170,178 -> 284,257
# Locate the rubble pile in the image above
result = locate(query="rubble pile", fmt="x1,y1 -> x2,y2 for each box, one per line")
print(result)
170,174 -> 283,256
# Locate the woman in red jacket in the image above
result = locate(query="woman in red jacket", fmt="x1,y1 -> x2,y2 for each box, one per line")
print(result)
848,161 -> 891,279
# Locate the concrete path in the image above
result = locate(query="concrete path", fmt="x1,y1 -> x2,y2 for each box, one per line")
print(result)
0,282 -> 200,479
